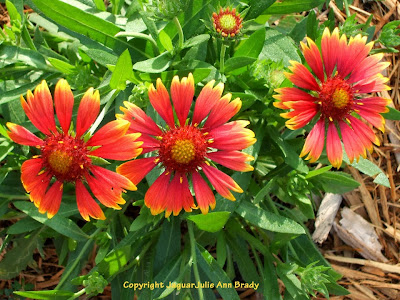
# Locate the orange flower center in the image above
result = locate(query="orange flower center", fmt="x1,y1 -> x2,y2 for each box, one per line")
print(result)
158,126 -> 208,173
41,135 -> 91,182
319,76 -> 354,121
212,8 -> 243,37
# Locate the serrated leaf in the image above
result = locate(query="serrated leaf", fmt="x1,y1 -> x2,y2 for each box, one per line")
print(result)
187,212 -> 230,233
236,201 -> 305,235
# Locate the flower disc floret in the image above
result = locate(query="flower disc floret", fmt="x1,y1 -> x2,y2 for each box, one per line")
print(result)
6,79 -> 141,221
274,27 -> 391,168
212,7 -> 243,38
117,73 -> 256,217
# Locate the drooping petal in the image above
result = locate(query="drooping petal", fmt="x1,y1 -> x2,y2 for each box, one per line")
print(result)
326,122 -> 343,168
148,79 -> 175,127
89,133 -> 143,160
38,180 -> 63,218
201,163 -> 243,201
171,73 -> 195,126
300,119 -> 325,163
117,101 -> 162,136
192,80 -> 224,125
164,174 -> 194,217
21,158 -> 43,189
144,171 -> 170,215
86,173 -> 125,209
347,115 -> 380,147
76,88 -> 100,138
76,180 -> 105,221
204,94 -> 242,130
207,150 -> 254,172
91,165 -> 136,191
32,81 -> 57,134
285,60 -> 320,91
54,79 -> 74,133
86,120 -> 130,146
339,121 -> 366,164
301,37 -> 324,82
6,123 -> 43,146
321,27 -> 340,78
29,173 -> 51,208
116,157 -> 158,185
192,172 -> 216,214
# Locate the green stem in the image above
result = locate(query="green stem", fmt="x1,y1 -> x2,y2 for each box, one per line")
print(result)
220,44 -> 227,74
0,193 -> 29,199
115,32 -> 159,55
67,288 -> 86,300
343,0 -> 351,17
173,16 -> 184,49
188,221 -> 204,300
88,89 -> 120,135
56,228 -> 102,289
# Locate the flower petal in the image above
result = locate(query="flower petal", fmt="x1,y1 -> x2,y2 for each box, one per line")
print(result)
348,53 -> 390,84
207,150 -> 254,172
38,180 -> 63,219
209,120 -> 256,151
285,60 -> 320,91
192,80 -> 224,125
356,107 -> 385,132
145,171 -> 170,215
192,172 -> 216,214
171,73 -> 195,126
201,163 -> 243,201
204,94 -> 242,130
86,120 -> 130,146
54,79 -> 74,133
91,165 -> 136,191
164,174 -> 194,217
89,133 -> 143,160
76,180 -> 105,221
76,88 -> 100,138
6,123 -> 43,146
300,119 -> 325,163
21,158 -> 44,191
29,173 -> 51,208
273,87 -> 316,110
339,121 -> 366,164
301,37 -> 324,82
148,79 -> 175,127
116,157 -> 158,185
347,115 -> 379,147
326,122 -> 342,168
86,173 -> 125,209
321,27 -> 340,78
117,101 -> 162,136
32,81 -> 57,134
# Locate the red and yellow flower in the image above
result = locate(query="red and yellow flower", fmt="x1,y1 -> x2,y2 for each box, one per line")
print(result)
212,7 -> 243,38
274,28 -> 391,168
7,80 -> 142,220
117,74 -> 256,217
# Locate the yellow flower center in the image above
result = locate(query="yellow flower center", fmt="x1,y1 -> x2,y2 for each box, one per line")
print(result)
48,150 -> 73,174
332,88 -> 350,109
220,14 -> 236,31
171,139 -> 195,164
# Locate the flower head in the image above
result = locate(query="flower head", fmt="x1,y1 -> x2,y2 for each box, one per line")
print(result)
7,80 -> 143,220
212,7 -> 243,38
117,74 -> 256,217
274,28 -> 391,168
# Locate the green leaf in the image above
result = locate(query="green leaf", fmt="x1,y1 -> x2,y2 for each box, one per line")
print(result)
196,244 -> 240,300
0,45 -> 49,69
187,212 -> 230,233
110,49 -> 134,91
139,68 -> 211,84
276,262 -> 308,300
236,201 -> 305,235
224,57 -> 256,73
29,0 -> 147,59
7,217 -> 42,234
263,252 -> 281,299
158,30 -> 173,52
47,57 -> 75,74
183,34 -> 210,49
13,290 -> 75,300
0,230 -> 39,280
6,0 -> 21,23
151,255 -> 184,299
97,246 -> 131,278
259,28 -> 301,66
264,0 -> 325,14
245,0 -> 276,20
93,0 -> 106,11
305,166 -> 332,179
374,173 -> 390,187
132,52 -> 172,73
382,106 -> 400,120
234,28 -> 266,59
13,201 -> 90,241
313,171 -> 360,194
